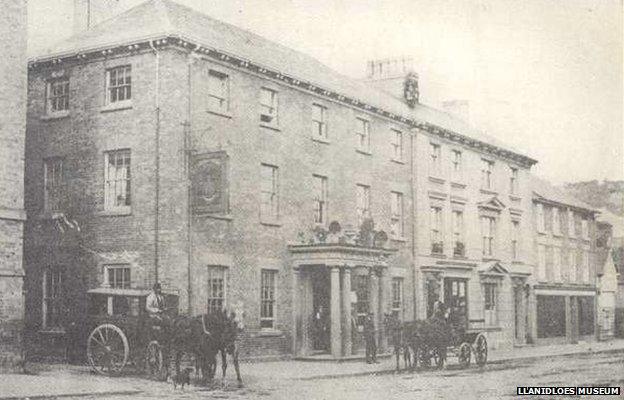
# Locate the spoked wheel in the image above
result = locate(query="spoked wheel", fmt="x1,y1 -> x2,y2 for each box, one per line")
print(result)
87,324 -> 129,375
474,333 -> 488,367
458,342 -> 471,368
146,341 -> 166,381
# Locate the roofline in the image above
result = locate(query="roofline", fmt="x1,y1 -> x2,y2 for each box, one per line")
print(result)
532,194 -> 599,215
28,34 -> 538,167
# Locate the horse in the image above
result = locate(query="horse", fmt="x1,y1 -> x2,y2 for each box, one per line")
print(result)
199,310 -> 243,387
383,313 -> 412,371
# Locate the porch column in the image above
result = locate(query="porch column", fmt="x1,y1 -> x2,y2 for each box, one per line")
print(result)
369,269 -> 380,349
379,267 -> 390,352
330,266 -> 342,358
341,267 -> 352,356
292,268 -> 301,355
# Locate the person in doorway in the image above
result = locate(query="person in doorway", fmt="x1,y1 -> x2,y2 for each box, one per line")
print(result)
313,305 -> 328,351
364,312 -> 378,364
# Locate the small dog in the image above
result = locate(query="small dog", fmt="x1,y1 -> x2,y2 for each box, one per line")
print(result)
171,367 -> 193,390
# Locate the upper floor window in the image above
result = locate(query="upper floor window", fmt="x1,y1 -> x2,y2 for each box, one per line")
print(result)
312,175 -> 328,224
430,206 -> 443,254
511,220 -> 520,260
104,150 -> 131,211
570,249 -> 579,283
390,191 -> 404,238
208,70 -> 229,113
451,150 -> 462,177
42,266 -> 64,329
207,266 -> 227,313
312,104 -> 328,140
552,247 -> 561,282
260,164 -> 279,221
391,277 -> 403,319
481,215 -> 496,257
509,167 -> 518,194
536,203 -> 545,233
105,264 -> 131,289
46,78 -> 69,114
568,210 -> 576,238
106,65 -> 131,104
260,88 -> 278,125
481,159 -> 494,189
260,269 -> 277,329
581,218 -> 589,240
430,143 -> 441,175
537,244 -> 546,281
391,129 -> 403,161
582,251 -> 590,283
552,207 -> 561,236
355,118 -> 371,153
356,184 -> 371,225
44,157 -> 64,212
452,210 -> 465,257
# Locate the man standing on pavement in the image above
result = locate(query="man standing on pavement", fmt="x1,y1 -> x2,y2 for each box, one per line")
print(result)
364,312 -> 378,364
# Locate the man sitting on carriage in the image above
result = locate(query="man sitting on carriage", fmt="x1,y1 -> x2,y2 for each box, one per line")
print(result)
146,283 -> 174,336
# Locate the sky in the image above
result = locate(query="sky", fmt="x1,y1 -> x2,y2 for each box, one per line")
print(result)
27,0 -> 623,184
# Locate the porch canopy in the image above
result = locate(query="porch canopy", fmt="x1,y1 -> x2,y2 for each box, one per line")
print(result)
288,243 -> 397,359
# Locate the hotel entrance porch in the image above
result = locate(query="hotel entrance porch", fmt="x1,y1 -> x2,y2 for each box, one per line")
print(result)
289,243 -> 397,359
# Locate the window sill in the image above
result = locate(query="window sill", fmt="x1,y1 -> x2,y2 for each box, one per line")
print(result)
355,149 -> 372,156
260,220 -> 282,227
480,188 -> 498,196
553,232 -> 563,238
390,158 -> 405,165
452,255 -> 468,260
40,111 -> 69,121
511,260 -> 524,265
39,328 -> 66,335
482,257 -> 500,262
101,101 -> 132,113
259,123 -> 280,132
428,176 -> 445,184
390,236 -> 407,243
97,208 -> 132,217
256,329 -> 283,337
481,326 -> 503,332
430,253 -> 446,259
450,181 -> 467,189
311,136 -> 331,145
195,213 -> 233,221
207,109 -> 233,119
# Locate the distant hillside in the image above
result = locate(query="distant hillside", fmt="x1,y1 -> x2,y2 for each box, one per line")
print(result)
563,180 -> 624,216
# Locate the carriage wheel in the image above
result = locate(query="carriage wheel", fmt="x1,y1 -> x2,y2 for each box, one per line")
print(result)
474,333 -> 488,366
146,341 -> 166,381
458,342 -> 471,368
87,324 -> 129,375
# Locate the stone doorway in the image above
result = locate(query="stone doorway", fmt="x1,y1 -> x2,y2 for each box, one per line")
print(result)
310,267 -> 330,352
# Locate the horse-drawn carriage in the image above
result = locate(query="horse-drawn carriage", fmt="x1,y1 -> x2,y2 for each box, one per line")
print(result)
85,287 -> 243,386
85,287 -> 178,378
386,308 -> 488,371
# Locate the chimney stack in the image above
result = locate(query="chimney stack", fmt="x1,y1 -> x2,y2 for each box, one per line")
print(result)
73,0 -> 122,34
365,57 -> 419,107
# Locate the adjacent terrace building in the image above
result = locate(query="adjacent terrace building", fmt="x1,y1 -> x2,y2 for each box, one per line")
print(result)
24,0 -> 538,360
529,177 -> 599,344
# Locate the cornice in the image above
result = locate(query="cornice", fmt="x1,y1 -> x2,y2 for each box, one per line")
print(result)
29,34 -> 538,168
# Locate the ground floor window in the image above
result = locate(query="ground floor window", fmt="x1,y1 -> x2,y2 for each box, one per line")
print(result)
444,278 -> 467,327
577,296 -> 594,336
260,269 -> 277,329
537,295 -> 566,338
207,266 -> 227,313
391,277 -> 403,319
105,264 -> 131,288
43,267 -> 64,329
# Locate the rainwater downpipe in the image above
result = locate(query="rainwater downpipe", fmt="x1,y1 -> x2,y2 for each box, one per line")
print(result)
410,129 -> 419,320
150,40 -> 161,284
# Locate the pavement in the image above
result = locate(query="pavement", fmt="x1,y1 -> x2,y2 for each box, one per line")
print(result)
1,338 -> 623,399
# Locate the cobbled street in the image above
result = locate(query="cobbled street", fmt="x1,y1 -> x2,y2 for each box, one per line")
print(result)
57,350 -> 624,400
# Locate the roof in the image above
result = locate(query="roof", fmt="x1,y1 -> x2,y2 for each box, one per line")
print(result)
31,0 -> 535,165
597,208 -> 624,238
530,175 -> 598,213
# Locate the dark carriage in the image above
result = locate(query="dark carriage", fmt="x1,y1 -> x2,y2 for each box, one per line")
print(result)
85,287 -> 179,378
387,314 -> 488,370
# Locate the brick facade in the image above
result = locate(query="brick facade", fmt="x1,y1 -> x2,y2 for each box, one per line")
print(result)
0,0 -> 27,372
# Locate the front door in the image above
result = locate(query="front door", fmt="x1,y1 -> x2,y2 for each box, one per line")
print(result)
444,278 -> 468,327
310,268 -> 330,352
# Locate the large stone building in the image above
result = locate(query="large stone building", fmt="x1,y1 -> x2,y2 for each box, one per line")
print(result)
529,177 -> 599,344
0,0 -> 27,371
28,0 -> 602,361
